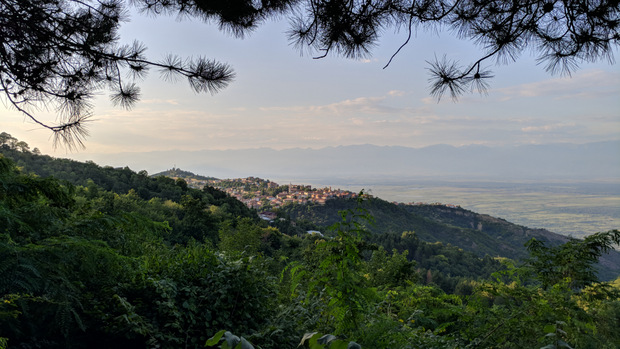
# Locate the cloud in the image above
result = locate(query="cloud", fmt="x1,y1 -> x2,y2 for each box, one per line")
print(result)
521,123 -> 577,133
325,96 -> 390,113
358,58 -> 379,64
495,69 -> 620,101
259,93 -> 410,115
388,90 -> 406,97
140,99 -> 179,105
420,97 -> 436,105
350,117 -> 366,126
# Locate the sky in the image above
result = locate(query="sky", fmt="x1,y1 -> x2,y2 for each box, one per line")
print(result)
3,7 -> 620,158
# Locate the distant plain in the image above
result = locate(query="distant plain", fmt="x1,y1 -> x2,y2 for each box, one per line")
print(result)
274,179 -> 620,239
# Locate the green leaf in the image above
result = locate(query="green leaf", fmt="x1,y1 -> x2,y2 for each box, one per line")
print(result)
557,340 -> 574,349
206,330 -> 226,346
317,334 -> 338,345
299,332 -> 319,346
543,324 -> 556,334
327,341 -> 348,349
347,342 -> 362,349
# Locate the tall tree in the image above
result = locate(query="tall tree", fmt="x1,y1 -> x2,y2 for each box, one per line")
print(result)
526,229 -> 620,290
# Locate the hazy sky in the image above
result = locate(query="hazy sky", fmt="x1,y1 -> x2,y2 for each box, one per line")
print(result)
4,8 -> 620,157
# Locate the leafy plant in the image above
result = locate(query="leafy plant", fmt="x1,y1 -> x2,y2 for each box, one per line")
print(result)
540,321 -> 574,349
206,330 -> 255,349
287,193 -> 377,335
526,230 -> 620,290
298,332 -> 361,349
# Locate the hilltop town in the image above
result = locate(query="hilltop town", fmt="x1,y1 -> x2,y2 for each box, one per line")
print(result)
154,168 -> 461,212
151,169 -> 359,210
205,177 -> 359,211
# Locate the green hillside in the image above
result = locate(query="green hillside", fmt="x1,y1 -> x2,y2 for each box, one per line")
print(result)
280,197 -> 620,281
3,138 -> 619,280
2,135 -> 620,349
280,197 -> 561,259
152,168 -> 218,181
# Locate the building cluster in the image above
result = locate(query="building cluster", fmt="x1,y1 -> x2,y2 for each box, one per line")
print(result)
183,178 -> 210,189
174,175 -> 460,211
209,177 -> 358,210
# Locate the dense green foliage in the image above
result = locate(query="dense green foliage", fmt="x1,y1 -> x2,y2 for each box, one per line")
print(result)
1,138 -> 619,348
0,153 -> 278,348
280,197 -> 620,282
280,198 -> 560,260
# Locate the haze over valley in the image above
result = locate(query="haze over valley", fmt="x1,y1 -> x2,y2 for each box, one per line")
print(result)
69,141 -> 620,238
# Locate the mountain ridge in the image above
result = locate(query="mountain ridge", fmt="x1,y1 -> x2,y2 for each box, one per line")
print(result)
67,141 -> 620,181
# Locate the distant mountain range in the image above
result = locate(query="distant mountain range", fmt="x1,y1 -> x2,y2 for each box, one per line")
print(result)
70,141 -> 620,181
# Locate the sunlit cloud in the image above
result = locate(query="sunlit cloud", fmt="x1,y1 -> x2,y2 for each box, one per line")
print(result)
350,117 -> 366,126
141,99 -> 179,105
260,96 -> 390,115
259,91 -> 417,116
496,69 -> 620,100
420,96 -> 436,105
388,90 -> 406,96
358,58 -> 379,63
521,123 -> 577,133
302,136 -> 325,141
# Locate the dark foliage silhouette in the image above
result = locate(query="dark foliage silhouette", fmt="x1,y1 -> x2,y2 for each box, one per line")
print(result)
2,0 -> 618,146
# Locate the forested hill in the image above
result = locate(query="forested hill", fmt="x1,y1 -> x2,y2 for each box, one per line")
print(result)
3,138 -> 620,348
280,197 -> 561,258
4,142 -> 619,280
152,168 -> 218,181
3,141 -> 619,281
0,145 -> 243,210
280,197 -> 620,281
0,139 -> 504,286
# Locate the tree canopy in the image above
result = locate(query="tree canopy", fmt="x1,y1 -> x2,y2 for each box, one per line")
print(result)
2,0 -> 618,147
2,139 -> 620,348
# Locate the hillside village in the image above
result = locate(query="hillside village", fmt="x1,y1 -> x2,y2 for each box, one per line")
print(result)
207,177 -> 359,210
165,172 -> 461,213
165,174 -> 361,210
